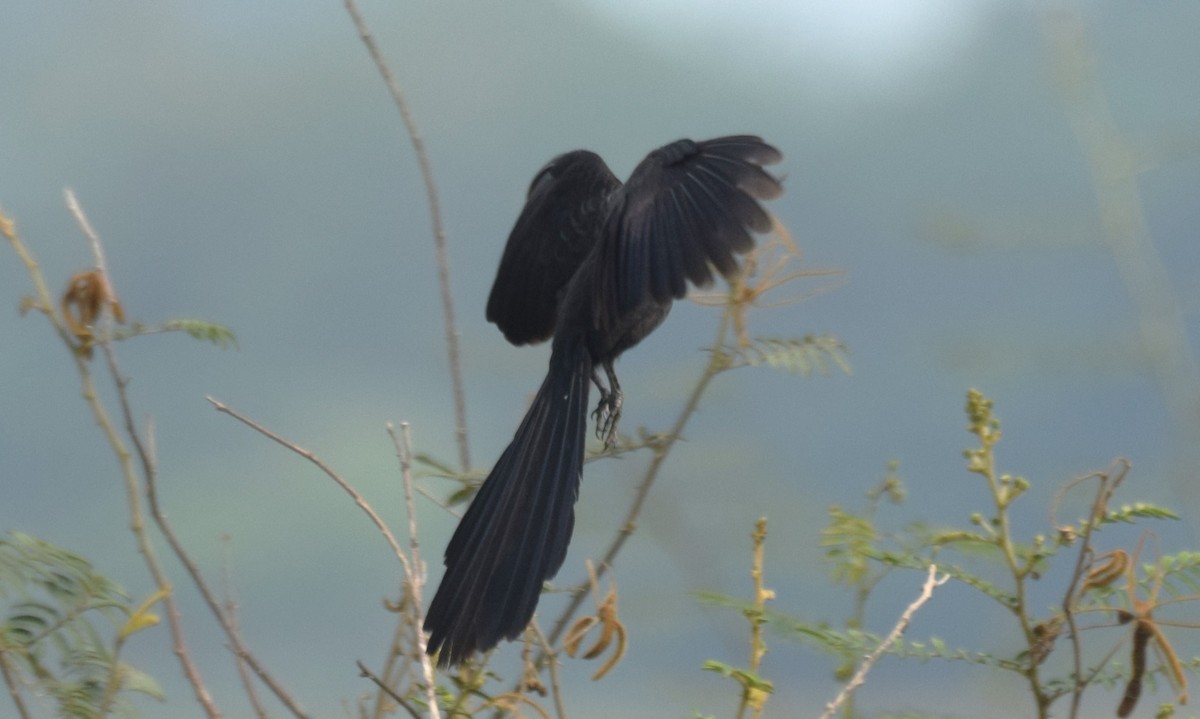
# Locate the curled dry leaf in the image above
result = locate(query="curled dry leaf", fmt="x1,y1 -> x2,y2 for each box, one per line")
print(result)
61,269 -> 125,356
562,562 -> 628,680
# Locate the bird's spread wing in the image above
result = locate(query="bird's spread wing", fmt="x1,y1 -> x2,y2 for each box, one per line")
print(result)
486,150 -> 622,345
598,135 -> 783,318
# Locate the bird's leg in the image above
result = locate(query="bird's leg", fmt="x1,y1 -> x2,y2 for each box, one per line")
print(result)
590,360 -> 623,447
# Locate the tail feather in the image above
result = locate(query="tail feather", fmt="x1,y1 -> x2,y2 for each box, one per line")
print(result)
425,336 -> 591,666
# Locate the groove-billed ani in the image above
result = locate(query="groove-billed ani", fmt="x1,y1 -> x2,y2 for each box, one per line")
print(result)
424,135 -> 783,666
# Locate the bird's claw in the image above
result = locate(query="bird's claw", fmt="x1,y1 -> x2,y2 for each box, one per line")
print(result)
592,389 -> 622,448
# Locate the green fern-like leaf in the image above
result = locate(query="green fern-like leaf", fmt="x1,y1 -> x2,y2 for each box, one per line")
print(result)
821,505 -> 882,587
736,335 -> 852,376
1061,501 -> 1182,538
858,547 -> 1020,610
0,532 -> 162,717
112,318 -> 238,349
707,598 -> 1028,676
1154,550 -> 1200,597
414,453 -> 460,477
162,318 -> 238,349
1103,502 -> 1180,525
115,662 -> 166,700
701,660 -> 775,693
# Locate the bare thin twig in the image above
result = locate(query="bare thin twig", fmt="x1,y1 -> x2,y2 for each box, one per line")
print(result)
58,190 -> 306,717
343,0 -> 470,472
220,535 -> 269,719
369,614 -> 411,719
207,397 -> 409,570
206,398 -> 443,717
387,421 -> 441,719
59,193 -> 225,719
64,189 -> 117,310
96,344 -> 313,718
820,564 -> 948,719
358,661 -> 421,719
530,624 -> 568,719
393,422 -> 427,591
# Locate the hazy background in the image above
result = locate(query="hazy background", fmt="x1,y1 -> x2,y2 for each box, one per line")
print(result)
3,2 -> 1199,717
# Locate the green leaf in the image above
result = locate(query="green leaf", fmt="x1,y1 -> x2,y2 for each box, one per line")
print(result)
1104,502 -> 1180,524
118,662 -> 166,700
118,586 -> 171,640
0,532 -> 162,717
701,660 -> 775,693
737,335 -> 852,377
413,453 -> 459,477
162,318 -> 238,349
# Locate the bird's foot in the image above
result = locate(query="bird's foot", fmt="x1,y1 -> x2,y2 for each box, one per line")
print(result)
591,388 -> 623,448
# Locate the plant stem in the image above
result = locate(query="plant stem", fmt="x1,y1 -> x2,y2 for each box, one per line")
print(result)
975,415 -> 1048,717
343,0 -> 471,473
819,565 -> 947,719
0,650 -> 33,719
8,206 -> 224,718
736,518 -> 771,719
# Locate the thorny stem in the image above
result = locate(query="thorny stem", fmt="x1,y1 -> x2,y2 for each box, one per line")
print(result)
343,0 -> 471,473
736,518 -> 772,719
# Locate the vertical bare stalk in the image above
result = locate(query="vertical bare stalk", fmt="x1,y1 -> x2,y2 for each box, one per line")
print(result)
343,0 -> 471,472
388,421 -> 441,719
735,518 -> 771,719
1042,10 -> 1200,520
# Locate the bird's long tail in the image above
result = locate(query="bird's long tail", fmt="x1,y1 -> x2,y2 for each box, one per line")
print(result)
424,334 -> 591,666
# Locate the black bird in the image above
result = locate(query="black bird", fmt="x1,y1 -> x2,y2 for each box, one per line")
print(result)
424,136 -> 783,666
